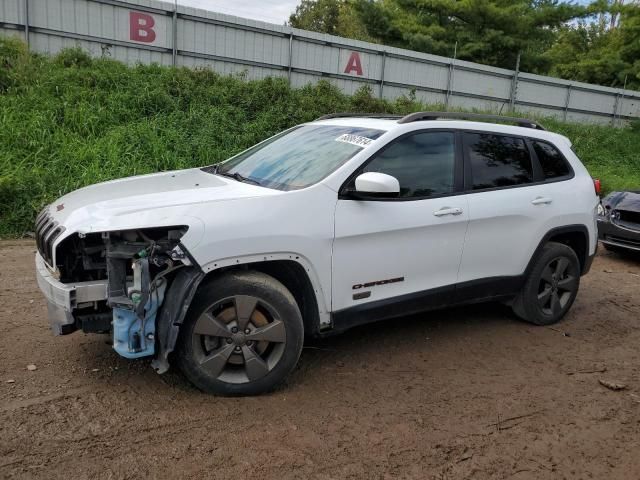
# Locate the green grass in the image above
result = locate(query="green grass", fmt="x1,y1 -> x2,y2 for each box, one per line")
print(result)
1,36 -> 639,236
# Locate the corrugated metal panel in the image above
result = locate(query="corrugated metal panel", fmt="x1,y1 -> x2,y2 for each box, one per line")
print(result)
619,97 -> 640,118
566,111 -> 612,125
0,26 -> 24,41
0,0 -> 638,123
570,89 -> 615,115
178,17 -> 288,67
291,40 -> 337,75
1,0 -> 23,24
290,71 -> 318,89
515,104 -> 611,125
517,80 -> 567,108
178,55 -> 285,80
384,56 -> 448,91
453,70 -> 511,100
112,43 -> 172,65
382,85 -> 446,105
449,95 -> 505,113
291,71 -> 372,95
516,105 -> 563,118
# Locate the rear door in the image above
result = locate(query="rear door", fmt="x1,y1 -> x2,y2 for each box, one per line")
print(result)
456,131 -> 556,288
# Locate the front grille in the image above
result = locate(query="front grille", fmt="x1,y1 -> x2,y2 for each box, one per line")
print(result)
35,207 -> 65,266
613,209 -> 640,231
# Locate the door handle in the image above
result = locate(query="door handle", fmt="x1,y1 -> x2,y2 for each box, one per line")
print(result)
433,207 -> 463,217
531,197 -> 553,205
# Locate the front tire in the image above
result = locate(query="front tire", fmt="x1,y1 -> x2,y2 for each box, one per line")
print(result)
513,242 -> 581,326
176,271 -> 304,396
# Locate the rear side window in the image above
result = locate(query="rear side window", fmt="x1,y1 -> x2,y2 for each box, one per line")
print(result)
466,133 -> 533,190
533,141 -> 571,179
362,131 -> 455,198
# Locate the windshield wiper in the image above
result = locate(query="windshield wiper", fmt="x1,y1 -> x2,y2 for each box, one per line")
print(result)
216,169 -> 262,186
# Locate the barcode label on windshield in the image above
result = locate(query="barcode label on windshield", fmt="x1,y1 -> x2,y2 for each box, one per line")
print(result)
335,134 -> 374,148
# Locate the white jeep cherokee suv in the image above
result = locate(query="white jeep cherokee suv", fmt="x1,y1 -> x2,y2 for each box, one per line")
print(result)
35,112 -> 599,395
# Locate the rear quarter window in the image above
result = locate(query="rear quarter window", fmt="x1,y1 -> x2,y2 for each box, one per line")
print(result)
532,141 -> 572,179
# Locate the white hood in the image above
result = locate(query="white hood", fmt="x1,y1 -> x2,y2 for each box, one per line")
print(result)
47,168 -> 280,250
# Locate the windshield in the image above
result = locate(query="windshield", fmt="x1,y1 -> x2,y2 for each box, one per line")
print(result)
204,125 -> 385,190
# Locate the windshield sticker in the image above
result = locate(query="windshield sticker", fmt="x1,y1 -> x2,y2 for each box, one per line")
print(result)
335,134 -> 375,148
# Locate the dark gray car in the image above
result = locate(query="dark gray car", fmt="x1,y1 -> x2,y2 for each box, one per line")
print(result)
598,191 -> 640,253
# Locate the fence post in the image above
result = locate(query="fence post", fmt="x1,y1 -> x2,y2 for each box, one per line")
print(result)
509,52 -> 521,111
612,92 -> 620,127
24,0 -> 29,48
287,32 -> 293,85
616,75 -> 629,127
563,84 -> 572,122
445,62 -> 453,108
379,51 -> 386,99
172,0 -> 177,67
445,42 -> 457,109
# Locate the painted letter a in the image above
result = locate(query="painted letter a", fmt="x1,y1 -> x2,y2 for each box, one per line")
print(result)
344,52 -> 363,76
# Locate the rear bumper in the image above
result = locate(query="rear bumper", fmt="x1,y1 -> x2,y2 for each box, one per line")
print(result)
35,253 -> 108,335
598,217 -> 640,252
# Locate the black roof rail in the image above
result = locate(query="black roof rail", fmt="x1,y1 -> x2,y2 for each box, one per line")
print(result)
315,113 -> 403,121
397,111 -> 546,130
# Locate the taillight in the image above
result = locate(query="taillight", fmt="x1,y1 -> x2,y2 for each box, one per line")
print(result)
593,178 -> 601,196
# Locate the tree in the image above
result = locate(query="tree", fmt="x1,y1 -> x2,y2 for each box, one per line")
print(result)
619,1 -> 640,62
289,0 -> 342,34
349,0 -> 588,71
288,0 -> 373,40
544,1 -> 640,88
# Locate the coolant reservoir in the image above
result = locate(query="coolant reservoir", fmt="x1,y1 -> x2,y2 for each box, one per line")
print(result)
113,257 -> 165,359
112,282 -> 166,359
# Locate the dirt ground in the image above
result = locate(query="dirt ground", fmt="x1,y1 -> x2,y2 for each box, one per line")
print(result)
0,240 -> 639,480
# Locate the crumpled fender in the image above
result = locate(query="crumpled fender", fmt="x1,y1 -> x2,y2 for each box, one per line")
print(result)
151,265 -> 205,374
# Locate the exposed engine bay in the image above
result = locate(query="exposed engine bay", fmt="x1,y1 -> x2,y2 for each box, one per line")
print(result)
52,226 -> 190,359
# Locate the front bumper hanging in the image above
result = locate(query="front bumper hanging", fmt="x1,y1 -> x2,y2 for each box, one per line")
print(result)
35,252 -> 108,335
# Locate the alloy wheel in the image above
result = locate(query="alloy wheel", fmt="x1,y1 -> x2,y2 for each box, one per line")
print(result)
191,295 -> 287,384
537,256 -> 579,316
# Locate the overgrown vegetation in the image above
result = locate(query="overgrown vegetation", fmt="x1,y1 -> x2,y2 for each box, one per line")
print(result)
1,36 -> 639,236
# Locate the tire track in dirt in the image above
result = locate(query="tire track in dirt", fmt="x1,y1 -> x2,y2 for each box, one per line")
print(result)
1,240 -> 640,479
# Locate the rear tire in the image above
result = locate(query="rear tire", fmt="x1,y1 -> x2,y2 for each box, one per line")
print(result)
176,270 -> 304,396
513,242 -> 580,326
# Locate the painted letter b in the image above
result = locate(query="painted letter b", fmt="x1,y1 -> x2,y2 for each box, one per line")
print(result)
130,12 -> 156,43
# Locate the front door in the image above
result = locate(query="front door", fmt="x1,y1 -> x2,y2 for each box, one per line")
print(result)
332,130 -> 469,315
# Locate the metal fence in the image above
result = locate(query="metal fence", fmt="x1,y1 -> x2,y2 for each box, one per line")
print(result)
1,0 -> 639,125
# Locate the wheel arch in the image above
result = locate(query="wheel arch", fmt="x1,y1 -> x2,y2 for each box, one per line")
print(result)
526,225 -> 591,277
203,260 -> 323,339
200,253 -> 329,336
152,253 -> 329,375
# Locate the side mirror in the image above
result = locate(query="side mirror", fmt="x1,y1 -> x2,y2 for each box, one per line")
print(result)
351,172 -> 400,198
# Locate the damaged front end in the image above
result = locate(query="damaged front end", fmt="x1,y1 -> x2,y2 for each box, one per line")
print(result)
38,225 -> 203,368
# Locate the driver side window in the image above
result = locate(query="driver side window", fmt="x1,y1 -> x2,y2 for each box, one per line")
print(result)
362,132 -> 456,198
